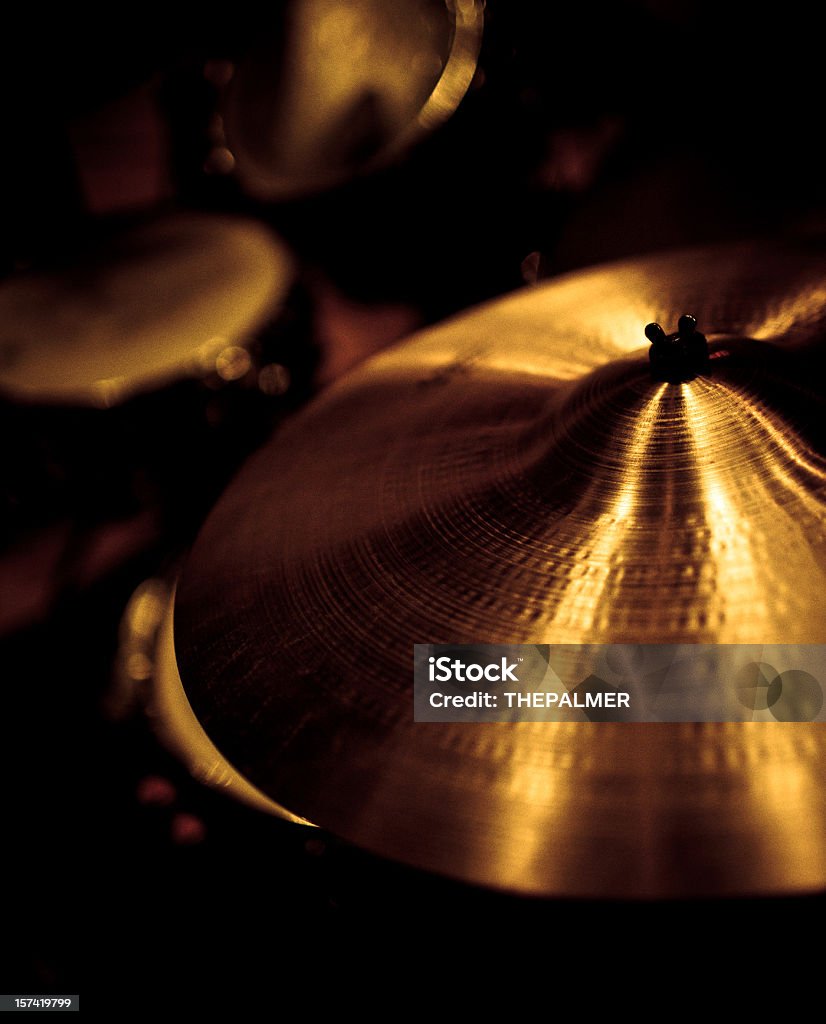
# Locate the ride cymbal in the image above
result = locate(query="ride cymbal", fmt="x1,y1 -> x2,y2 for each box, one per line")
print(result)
175,241 -> 826,898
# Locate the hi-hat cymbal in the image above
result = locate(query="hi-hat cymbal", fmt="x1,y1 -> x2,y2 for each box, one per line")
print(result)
175,241 -> 826,898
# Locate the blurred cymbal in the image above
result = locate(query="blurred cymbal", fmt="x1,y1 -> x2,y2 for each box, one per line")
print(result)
0,213 -> 292,406
222,0 -> 484,199
175,241 -> 826,897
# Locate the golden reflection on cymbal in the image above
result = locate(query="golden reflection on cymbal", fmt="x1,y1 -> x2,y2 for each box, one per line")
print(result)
540,382 -> 667,637
150,588 -> 311,825
175,241 -> 826,897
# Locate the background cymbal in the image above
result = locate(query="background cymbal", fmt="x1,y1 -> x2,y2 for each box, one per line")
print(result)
175,241 -> 826,897
222,0 -> 484,199
0,213 -> 292,406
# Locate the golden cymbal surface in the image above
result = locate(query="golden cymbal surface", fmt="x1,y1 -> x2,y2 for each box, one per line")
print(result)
0,213 -> 292,406
176,241 -> 826,897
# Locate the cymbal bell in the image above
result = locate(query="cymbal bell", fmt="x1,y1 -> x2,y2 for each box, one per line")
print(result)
175,241 -> 826,897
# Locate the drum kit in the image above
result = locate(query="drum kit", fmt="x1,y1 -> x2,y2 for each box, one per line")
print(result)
4,0 -> 826,915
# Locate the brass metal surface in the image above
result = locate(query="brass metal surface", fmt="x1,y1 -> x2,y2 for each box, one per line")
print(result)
146,585 -> 312,824
175,242 -> 826,897
223,0 -> 484,199
0,213 -> 293,406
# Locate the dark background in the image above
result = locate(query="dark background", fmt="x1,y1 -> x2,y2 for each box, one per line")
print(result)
2,1 -> 824,1004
